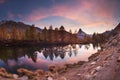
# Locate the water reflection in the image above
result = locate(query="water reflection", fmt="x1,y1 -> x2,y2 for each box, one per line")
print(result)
41,45 -> 79,60
0,43 -> 100,73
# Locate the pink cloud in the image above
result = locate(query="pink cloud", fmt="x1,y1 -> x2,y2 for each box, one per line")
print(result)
0,0 -> 5,4
25,0 -> 115,23
24,0 -> 117,33
7,12 -> 14,19
25,8 -> 49,21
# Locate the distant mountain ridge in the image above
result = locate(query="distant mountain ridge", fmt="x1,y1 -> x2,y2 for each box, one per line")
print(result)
102,23 -> 120,38
0,20 -> 42,32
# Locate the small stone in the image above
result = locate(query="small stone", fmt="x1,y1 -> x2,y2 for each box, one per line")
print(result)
95,66 -> 102,71
13,74 -> 18,79
77,74 -> 81,76
60,76 -> 67,80
91,62 -> 96,65
85,74 -> 91,80
103,61 -> 110,66
47,76 -> 53,80
91,70 -> 97,75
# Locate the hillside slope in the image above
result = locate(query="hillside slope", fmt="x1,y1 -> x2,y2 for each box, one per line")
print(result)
58,23 -> 120,80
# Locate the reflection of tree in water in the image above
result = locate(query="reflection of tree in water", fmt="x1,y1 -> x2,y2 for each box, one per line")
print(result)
78,43 -> 101,50
42,46 -> 66,60
42,48 -> 49,59
31,51 -> 38,62
92,43 -> 101,49
71,44 -> 78,56
73,49 -> 77,56
0,47 -> 41,64
42,45 -> 79,60
84,44 -> 90,50
68,45 -> 72,57
59,47 -> 66,59
0,44 -> 81,63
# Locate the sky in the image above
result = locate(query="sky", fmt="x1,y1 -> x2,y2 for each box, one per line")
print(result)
0,0 -> 120,34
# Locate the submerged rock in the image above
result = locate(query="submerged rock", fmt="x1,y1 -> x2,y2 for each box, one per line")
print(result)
17,68 -> 33,78
34,69 -> 44,76
0,68 -> 13,78
48,65 -> 58,73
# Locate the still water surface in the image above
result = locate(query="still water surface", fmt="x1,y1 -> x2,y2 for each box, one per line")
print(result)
0,44 -> 100,73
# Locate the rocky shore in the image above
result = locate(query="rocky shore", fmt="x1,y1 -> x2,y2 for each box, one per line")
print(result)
0,61 -> 85,80
58,32 -> 120,80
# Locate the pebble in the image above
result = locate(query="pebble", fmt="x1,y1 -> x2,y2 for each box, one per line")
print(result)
91,70 -> 97,75
95,66 -> 102,71
47,76 -> 53,80
77,74 -> 81,76
91,62 -> 96,65
13,74 -> 18,79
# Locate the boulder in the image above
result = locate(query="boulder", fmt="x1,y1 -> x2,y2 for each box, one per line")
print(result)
17,68 -> 33,78
44,71 -> 54,78
34,69 -> 44,76
0,68 -> 13,78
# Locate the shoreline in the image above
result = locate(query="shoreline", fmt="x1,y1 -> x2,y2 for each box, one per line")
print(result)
0,61 -> 86,80
0,40 -> 91,47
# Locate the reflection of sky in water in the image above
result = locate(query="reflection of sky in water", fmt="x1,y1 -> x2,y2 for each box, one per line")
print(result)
0,44 -> 100,73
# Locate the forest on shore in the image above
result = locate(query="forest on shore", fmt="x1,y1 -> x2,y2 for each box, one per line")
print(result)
0,20 -> 107,46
